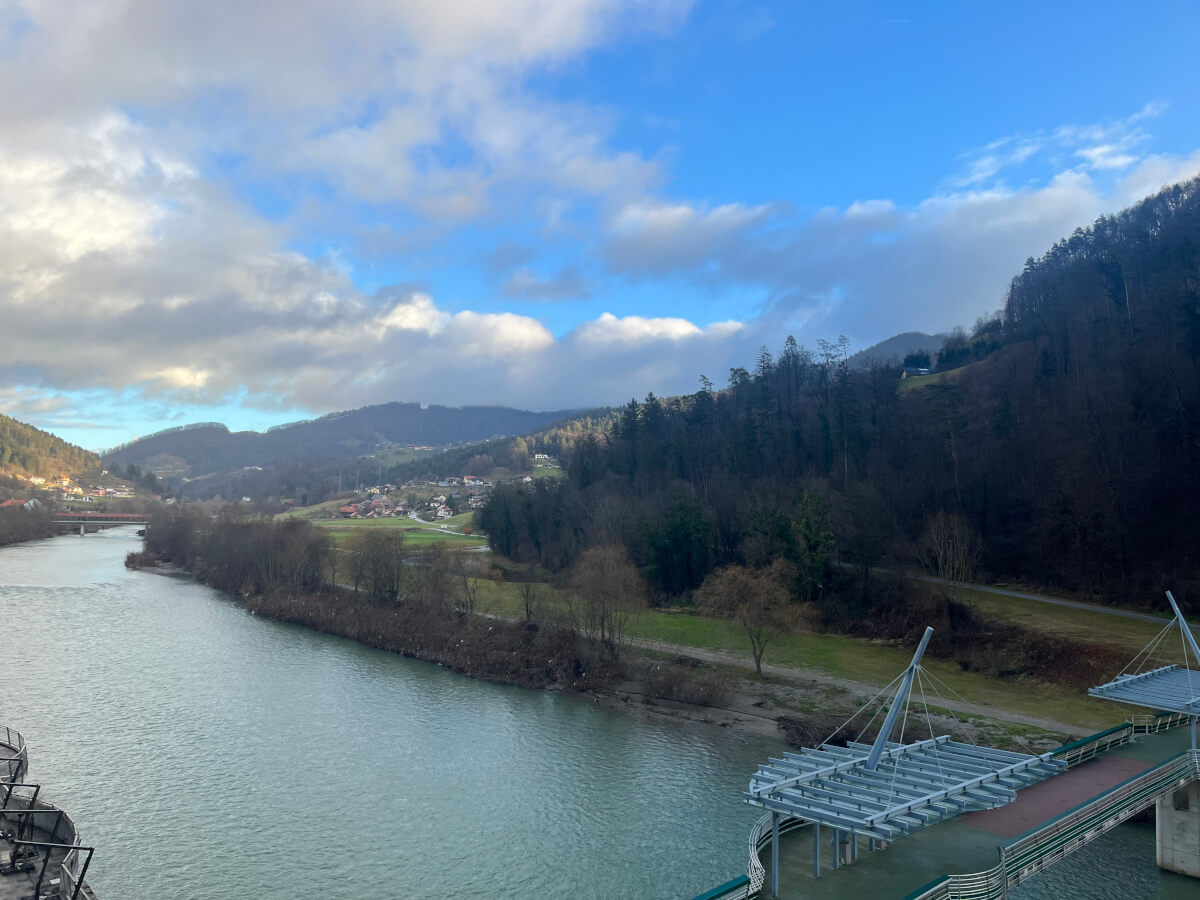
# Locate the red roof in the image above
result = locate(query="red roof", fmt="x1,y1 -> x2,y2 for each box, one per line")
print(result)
0,498 -> 26,508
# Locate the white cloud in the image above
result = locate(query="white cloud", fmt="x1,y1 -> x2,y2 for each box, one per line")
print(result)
605,200 -> 778,273
573,312 -> 703,346
599,131 -> 1200,347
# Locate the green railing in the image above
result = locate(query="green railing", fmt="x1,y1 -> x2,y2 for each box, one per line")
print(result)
694,715 -> 1196,900
906,748 -> 1200,900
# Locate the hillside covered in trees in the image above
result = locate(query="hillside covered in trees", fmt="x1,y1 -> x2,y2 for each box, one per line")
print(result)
104,402 -> 581,479
0,413 -> 100,478
481,175 -> 1200,609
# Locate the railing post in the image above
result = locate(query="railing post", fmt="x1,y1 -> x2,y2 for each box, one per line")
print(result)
769,812 -> 780,898
813,822 -> 821,878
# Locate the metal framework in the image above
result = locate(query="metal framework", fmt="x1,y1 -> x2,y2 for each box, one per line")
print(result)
747,736 -> 1064,842
1089,591 -> 1200,750
745,626 -> 1065,896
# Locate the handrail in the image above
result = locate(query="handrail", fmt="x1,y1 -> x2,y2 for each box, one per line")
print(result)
0,726 -> 95,898
905,749 -> 1200,900
700,715 -> 1197,900
0,726 -> 29,784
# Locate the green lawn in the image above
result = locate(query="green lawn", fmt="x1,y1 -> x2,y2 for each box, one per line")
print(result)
533,464 -> 567,480
896,364 -> 970,394
454,576 -> 1125,731
436,511 -> 477,530
945,584 -> 1173,655
312,517 -> 488,548
279,498 -> 347,519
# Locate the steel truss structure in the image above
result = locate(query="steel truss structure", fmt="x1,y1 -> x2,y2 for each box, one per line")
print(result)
1089,591 -> 1200,753
744,626 -> 1066,895
747,736 -> 1064,842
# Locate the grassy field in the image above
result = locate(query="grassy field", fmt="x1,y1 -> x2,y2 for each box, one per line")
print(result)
533,464 -> 567,480
279,498 -> 347,519
432,511 -> 477,530
945,584 -> 1174,655
458,576 -> 1126,731
896,364 -> 971,395
312,516 -> 489,548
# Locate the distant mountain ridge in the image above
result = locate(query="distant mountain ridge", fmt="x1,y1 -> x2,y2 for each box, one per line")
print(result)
848,331 -> 947,368
103,402 -> 581,478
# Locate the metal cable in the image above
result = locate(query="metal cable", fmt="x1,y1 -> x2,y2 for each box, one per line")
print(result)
918,670 -> 947,785
816,671 -> 905,747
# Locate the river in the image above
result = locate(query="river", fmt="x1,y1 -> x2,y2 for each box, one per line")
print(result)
3,528 -> 1194,900
0,528 -> 780,899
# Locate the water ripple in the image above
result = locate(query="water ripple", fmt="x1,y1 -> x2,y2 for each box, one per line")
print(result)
0,530 -> 778,899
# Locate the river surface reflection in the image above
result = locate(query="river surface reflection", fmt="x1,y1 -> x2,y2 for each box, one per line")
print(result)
0,528 -> 781,899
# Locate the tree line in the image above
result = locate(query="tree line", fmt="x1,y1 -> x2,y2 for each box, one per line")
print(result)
480,174 -> 1200,612
0,413 -> 99,478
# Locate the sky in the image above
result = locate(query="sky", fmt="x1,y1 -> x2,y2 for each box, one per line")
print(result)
3,1 -> 1200,451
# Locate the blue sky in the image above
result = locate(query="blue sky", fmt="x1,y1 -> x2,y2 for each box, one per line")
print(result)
2,0 -> 1200,450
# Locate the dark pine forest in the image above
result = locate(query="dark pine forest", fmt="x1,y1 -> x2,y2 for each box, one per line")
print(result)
481,175 -> 1200,610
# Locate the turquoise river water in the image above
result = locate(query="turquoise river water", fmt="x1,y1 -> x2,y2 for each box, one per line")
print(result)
0,528 -> 1193,899
0,528 -> 779,899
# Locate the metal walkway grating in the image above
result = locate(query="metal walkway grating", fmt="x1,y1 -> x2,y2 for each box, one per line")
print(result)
747,736 -> 1064,841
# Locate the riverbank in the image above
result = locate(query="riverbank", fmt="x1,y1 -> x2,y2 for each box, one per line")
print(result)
2,528 -> 778,900
235,584 -> 1074,753
138,510 -> 1095,748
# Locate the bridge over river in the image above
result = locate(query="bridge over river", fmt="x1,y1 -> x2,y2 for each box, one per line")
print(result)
51,513 -> 147,536
693,597 -> 1200,900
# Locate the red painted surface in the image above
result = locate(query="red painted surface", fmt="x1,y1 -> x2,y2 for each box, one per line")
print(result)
54,513 -> 146,521
960,755 -> 1152,837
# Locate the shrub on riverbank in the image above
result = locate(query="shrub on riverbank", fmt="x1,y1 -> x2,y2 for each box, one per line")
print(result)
639,656 -> 731,707
247,586 -> 620,691
124,549 -> 159,569
0,507 -> 55,547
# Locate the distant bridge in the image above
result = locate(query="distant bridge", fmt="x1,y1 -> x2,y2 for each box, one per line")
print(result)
51,512 -> 148,535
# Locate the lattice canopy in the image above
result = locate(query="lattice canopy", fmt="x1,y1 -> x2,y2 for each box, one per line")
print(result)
747,736 -> 1064,841
1090,591 -> 1200,719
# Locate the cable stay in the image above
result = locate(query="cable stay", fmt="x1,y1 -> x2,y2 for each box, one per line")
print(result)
1089,591 -> 1200,752
744,624 -> 1066,888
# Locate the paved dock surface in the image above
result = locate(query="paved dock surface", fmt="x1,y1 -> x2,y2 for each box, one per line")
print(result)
762,727 -> 1195,899
0,814 -> 68,900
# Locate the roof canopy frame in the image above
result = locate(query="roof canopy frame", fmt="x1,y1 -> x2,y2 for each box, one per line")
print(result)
746,625 -> 1065,851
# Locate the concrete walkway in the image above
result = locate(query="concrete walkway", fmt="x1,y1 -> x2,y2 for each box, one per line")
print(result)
761,727 -> 1194,899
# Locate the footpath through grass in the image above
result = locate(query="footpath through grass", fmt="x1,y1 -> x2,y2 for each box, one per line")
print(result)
470,577 -> 1124,731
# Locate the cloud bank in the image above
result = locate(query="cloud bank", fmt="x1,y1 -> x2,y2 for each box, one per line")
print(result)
1,4 -> 1198,442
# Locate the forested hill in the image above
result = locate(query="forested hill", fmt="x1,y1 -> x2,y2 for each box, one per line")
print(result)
103,402 -> 580,478
481,173 -> 1200,605
847,331 -> 946,368
0,413 -> 100,477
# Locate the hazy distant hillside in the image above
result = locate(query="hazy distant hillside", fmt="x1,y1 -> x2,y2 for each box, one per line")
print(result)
104,402 -> 579,478
0,413 -> 100,478
848,331 -> 947,368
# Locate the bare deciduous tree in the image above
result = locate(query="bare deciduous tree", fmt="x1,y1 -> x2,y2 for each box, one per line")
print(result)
698,559 -> 800,674
344,528 -> 406,603
517,565 -> 541,623
566,545 -> 646,660
919,511 -> 979,583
